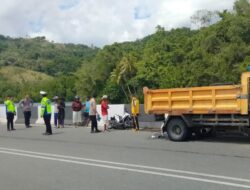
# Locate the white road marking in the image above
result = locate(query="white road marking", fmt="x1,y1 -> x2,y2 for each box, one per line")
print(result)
0,148 -> 250,188
0,147 -> 249,183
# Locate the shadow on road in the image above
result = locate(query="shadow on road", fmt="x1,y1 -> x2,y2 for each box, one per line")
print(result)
190,133 -> 250,144
151,132 -> 250,144
51,131 -> 64,135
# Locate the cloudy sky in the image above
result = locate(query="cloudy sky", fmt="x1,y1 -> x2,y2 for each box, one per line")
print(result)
0,0 -> 235,47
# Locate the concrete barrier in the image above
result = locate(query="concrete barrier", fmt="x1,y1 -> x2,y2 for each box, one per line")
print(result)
36,104 -> 64,125
124,104 -> 155,122
97,104 -> 125,120
0,105 -> 6,123
97,104 -> 125,127
0,104 -> 18,124
15,106 -> 38,125
124,104 -> 162,128
64,104 -> 73,125
0,103 -> 161,128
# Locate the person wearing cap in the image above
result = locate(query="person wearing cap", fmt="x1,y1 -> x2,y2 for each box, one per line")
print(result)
101,95 -> 109,131
72,95 -> 83,127
53,96 -> 59,128
40,91 -> 52,135
19,95 -> 33,128
4,95 -> 16,131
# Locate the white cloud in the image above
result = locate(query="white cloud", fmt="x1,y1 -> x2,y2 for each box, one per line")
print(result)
0,0 -> 235,47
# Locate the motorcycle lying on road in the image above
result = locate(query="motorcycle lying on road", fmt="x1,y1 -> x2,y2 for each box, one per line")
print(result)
109,112 -> 133,129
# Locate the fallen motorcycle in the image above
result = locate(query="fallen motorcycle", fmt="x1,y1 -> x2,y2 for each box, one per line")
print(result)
109,112 -> 133,129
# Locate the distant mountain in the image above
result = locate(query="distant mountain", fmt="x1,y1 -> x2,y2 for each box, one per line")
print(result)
0,35 -> 99,76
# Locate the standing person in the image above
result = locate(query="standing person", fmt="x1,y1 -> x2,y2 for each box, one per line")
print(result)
4,95 -> 16,131
89,94 -> 101,133
131,95 -> 140,131
53,96 -> 59,128
72,96 -> 83,127
19,95 -> 33,128
40,91 -> 52,135
83,96 -> 90,126
58,97 -> 65,128
101,95 -> 109,131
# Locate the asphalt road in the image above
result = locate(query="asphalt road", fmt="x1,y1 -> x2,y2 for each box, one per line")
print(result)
0,124 -> 250,190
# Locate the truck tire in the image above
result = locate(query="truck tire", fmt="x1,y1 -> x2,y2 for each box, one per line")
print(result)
167,118 -> 189,141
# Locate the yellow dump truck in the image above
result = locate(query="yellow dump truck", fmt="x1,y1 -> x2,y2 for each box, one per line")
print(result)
143,72 -> 250,141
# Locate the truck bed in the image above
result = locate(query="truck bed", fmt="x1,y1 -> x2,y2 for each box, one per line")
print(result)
143,85 -> 244,115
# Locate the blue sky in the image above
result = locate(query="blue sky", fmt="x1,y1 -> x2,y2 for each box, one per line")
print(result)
59,0 -> 81,10
0,0 -> 235,47
134,6 -> 151,20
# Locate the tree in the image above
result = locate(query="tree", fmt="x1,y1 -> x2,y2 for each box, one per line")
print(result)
111,56 -> 137,101
191,10 -> 219,28
234,0 -> 250,16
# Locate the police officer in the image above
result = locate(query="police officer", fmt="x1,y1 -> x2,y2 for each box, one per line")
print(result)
40,91 -> 52,135
4,95 -> 16,131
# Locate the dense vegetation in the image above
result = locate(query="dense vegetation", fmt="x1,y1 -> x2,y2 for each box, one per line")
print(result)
1,0 -> 250,103
0,36 -> 99,75
0,36 -> 98,102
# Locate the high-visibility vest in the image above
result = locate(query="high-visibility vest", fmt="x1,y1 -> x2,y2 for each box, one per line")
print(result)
4,100 -> 15,113
40,97 -> 52,117
131,97 -> 139,115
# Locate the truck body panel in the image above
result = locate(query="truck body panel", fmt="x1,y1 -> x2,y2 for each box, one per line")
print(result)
144,72 -> 250,116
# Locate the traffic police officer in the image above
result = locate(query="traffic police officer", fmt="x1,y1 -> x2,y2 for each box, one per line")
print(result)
40,91 -> 52,135
4,95 -> 16,131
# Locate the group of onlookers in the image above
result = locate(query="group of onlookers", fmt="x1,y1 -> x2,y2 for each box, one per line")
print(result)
3,92 -> 140,135
71,94 -> 109,133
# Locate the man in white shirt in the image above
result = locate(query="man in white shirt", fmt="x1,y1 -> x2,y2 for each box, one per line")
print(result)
89,94 -> 101,133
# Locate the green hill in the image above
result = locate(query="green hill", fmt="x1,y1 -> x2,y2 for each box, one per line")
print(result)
1,0 -> 250,103
0,36 -> 99,75
0,66 -> 53,84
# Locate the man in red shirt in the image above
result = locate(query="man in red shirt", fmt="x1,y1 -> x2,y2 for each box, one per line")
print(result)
101,95 -> 109,131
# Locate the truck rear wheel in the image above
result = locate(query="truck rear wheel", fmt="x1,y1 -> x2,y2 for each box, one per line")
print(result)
167,118 -> 189,141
